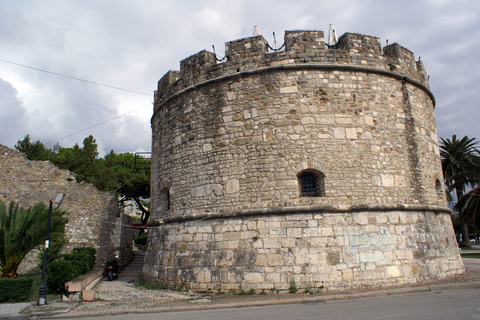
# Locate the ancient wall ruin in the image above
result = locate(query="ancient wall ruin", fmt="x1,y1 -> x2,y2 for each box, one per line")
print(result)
0,145 -> 132,270
145,30 -> 464,292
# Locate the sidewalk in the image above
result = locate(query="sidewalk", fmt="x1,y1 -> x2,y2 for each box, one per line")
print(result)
2,258 -> 479,319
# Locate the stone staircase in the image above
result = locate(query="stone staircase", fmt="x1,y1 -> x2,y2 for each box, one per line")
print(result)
118,249 -> 145,284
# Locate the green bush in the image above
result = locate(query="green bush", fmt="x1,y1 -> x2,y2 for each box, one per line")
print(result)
44,247 -> 96,294
46,260 -> 81,294
134,234 -> 148,246
0,278 -> 33,302
63,247 -> 96,274
72,247 -> 97,264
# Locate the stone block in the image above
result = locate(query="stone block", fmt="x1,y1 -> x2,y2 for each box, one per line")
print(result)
333,128 -> 346,139
82,289 -> 95,302
386,265 -> 401,278
243,272 -> 264,284
263,238 -> 281,248
227,241 -> 240,249
225,179 -> 240,193
280,86 -> 298,93
268,254 -> 284,266
223,232 -> 240,241
282,237 -> 296,248
287,227 -> 302,238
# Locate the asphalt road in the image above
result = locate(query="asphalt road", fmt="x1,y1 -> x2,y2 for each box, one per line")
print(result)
77,288 -> 480,320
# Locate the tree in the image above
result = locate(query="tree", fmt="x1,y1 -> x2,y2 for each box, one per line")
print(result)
0,201 -> 67,278
457,187 -> 480,230
49,135 -> 114,188
440,135 -> 480,247
14,135 -> 51,161
104,151 -> 151,225
453,171 -> 480,232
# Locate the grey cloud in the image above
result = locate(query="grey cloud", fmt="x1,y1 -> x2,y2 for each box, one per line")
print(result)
0,79 -> 28,146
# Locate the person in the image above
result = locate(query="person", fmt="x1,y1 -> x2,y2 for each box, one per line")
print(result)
475,233 -> 479,244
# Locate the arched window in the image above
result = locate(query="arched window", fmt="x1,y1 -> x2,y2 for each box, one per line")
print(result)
298,170 -> 325,197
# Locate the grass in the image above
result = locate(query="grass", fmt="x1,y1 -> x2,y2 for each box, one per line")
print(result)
137,273 -> 166,290
289,277 -> 298,294
461,246 -> 480,258
461,247 -> 480,251
13,272 -> 62,302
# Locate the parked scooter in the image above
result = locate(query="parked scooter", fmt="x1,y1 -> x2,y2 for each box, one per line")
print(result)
104,255 -> 119,281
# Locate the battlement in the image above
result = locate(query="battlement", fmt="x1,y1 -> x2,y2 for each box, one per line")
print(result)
155,29 -> 428,103
336,32 -> 382,55
284,30 -> 325,52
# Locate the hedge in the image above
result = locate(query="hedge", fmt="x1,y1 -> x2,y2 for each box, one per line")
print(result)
0,278 -> 33,302
46,247 -> 96,294
46,260 -> 81,294
63,247 -> 96,274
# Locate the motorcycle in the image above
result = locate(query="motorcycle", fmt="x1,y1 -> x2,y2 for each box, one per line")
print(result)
104,255 -> 119,281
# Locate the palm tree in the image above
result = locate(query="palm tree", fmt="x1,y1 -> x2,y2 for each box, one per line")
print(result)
440,135 -> 480,247
0,201 -> 67,278
453,170 -> 480,235
456,186 -> 480,227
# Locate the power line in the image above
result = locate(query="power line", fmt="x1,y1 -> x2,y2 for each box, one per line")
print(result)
0,58 -> 152,96
45,102 -> 152,145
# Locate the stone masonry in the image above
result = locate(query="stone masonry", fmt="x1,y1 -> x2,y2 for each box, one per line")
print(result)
145,30 -> 464,292
0,145 -> 132,270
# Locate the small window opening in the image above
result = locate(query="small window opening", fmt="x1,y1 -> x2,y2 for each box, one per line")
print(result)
298,170 -> 325,197
301,174 -> 317,196
160,188 -> 170,211
435,179 -> 443,199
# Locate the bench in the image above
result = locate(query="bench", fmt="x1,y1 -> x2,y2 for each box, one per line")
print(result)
64,268 -> 103,301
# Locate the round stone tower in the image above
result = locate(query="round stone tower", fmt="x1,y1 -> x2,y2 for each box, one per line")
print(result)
145,30 -> 464,292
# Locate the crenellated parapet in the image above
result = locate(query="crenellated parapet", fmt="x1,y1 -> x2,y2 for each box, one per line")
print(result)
336,32 -> 382,55
225,35 -> 268,64
155,30 -> 429,105
284,30 -> 325,52
383,43 -> 428,83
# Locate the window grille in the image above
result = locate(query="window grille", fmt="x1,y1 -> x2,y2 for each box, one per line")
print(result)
301,174 -> 317,197
298,170 -> 325,197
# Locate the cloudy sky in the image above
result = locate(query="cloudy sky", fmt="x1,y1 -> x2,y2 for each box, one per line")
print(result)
1,0 -> 479,157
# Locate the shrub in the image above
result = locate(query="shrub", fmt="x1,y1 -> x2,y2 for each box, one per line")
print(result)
63,247 -> 96,273
46,260 -> 81,294
0,278 -> 33,302
45,247 -> 96,294
289,277 -> 298,294
134,234 -> 148,246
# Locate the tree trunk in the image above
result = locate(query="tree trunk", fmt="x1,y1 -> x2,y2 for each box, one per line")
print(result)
459,218 -> 471,247
457,188 -> 472,248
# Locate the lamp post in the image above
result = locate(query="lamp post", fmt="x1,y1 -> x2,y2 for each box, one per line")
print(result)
36,193 -> 65,308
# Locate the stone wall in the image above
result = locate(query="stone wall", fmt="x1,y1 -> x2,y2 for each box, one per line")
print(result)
150,31 -> 441,218
111,212 -> 134,267
144,207 -> 463,292
146,30 -> 464,291
0,145 -> 132,270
